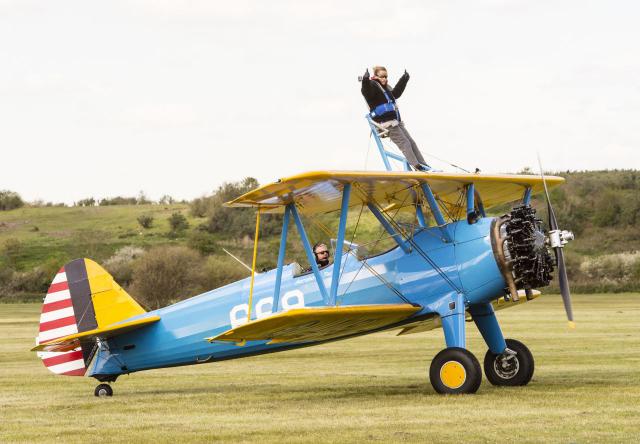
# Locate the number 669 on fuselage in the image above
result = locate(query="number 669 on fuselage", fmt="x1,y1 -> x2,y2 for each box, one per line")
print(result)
31,170 -> 574,396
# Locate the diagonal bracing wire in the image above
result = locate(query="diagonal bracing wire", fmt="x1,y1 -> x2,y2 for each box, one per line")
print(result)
361,185 -> 463,295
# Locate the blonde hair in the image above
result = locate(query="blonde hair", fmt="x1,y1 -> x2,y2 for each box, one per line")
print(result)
373,66 -> 387,76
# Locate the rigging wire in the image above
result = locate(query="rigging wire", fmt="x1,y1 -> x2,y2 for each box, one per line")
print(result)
364,131 -> 373,170
377,132 -> 472,173
340,186 -> 413,304
362,186 -> 463,294
422,151 -> 472,173
302,201 -> 410,304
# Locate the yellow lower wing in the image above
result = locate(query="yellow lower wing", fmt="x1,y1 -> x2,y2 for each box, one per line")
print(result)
396,290 -> 541,336
207,305 -> 421,344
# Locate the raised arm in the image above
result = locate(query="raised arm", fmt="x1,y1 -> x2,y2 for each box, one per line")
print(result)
392,70 -> 410,98
360,69 -> 375,95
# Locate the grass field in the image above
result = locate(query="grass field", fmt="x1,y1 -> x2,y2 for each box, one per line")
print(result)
1,294 -> 639,443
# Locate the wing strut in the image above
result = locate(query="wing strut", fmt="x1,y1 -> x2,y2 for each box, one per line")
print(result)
329,183 -> 351,305
290,204 -> 330,303
272,206 -> 291,313
246,208 -> 261,322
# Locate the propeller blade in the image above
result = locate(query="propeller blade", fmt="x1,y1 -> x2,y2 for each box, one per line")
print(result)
537,154 -> 559,230
555,246 -> 574,327
538,153 -> 574,327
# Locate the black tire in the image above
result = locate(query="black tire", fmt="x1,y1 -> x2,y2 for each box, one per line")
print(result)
94,383 -> 113,397
429,347 -> 482,394
483,338 -> 534,386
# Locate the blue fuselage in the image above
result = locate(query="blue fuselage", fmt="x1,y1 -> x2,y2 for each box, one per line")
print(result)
91,217 -> 505,377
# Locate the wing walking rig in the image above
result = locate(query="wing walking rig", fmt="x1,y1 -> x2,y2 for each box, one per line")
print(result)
31,118 -> 575,396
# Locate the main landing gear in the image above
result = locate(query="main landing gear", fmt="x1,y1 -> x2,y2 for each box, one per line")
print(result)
94,383 -> 113,397
429,347 -> 482,394
428,339 -> 535,394
483,339 -> 534,386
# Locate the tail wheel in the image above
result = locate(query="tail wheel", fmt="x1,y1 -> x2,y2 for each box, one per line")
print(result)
429,347 -> 482,394
94,383 -> 113,397
484,338 -> 534,386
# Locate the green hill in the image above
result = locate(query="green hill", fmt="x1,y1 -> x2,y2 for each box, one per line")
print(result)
1,170 -> 638,301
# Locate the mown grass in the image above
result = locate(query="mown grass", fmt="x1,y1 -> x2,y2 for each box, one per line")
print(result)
1,294 -> 638,443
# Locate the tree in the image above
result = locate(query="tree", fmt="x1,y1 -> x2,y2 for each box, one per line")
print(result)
0,190 -> 24,211
204,178 -> 282,238
129,246 -> 207,309
137,191 -> 151,205
159,195 -> 175,205
76,197 -> 96,207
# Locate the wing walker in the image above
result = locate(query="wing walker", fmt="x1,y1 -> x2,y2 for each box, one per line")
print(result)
32,115 -> 575,396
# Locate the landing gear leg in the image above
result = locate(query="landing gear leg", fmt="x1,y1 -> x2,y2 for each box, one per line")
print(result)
429,292 -> 482,394
94,383 -> 113,397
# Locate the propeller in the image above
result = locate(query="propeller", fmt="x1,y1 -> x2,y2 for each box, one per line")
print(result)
537,154 -> 575,328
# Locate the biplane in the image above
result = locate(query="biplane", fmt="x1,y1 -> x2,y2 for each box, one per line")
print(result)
31,121 -> 575,396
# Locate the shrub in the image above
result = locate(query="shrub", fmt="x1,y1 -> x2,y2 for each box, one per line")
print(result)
592,191 -> 622,227
188,230 -> 218,255
99,196 -> 138,206
168,212 -> 189,233
104,246 -> 145,287
3,239 -> 23,268
137,214 -> 154,229
0,266 -> 14,298
190,196 -> 213,218
9,267 -> 51,293
0,190 -> 24,211
129,246 -> 208,309
204,255 -> 250,289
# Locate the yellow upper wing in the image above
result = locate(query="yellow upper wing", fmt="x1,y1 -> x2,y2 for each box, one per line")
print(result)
225,170 -> 564,215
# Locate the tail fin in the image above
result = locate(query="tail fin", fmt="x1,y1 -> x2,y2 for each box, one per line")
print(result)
36,258 -> 146,376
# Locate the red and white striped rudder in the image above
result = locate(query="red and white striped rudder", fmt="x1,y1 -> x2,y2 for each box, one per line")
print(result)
35,267 -> 87,376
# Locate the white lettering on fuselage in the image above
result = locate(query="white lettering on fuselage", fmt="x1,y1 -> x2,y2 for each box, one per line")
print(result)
230,290 -> 306,328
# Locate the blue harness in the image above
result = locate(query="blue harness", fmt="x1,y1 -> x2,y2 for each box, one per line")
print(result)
369,85 -> 401,121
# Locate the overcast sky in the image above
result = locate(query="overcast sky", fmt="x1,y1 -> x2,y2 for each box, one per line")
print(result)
2,0 -> 639,204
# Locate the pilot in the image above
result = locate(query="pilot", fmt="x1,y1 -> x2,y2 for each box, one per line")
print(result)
361,66 -> 429,171
313,242 -> 331,268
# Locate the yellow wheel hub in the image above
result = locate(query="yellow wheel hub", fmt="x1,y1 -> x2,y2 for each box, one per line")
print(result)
440,360 -> 466,389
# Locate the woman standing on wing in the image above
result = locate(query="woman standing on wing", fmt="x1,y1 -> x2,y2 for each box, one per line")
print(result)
361,66 -> 429,171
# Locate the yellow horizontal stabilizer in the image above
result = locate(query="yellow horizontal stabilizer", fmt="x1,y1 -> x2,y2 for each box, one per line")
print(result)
207,305 -> 421,344
396,290 -> 541,336
225,170 -> 564,215
31,315 -> 160,352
